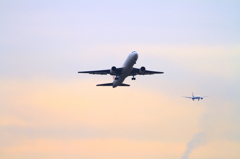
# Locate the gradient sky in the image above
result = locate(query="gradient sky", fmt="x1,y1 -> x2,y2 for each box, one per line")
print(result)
1,1 -> 240,159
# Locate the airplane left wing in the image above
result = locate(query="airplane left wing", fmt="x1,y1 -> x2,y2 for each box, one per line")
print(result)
182,96 -> 192,98
130,67 -> 164,75
78,69 -> 110,75
78,67 -> 123,75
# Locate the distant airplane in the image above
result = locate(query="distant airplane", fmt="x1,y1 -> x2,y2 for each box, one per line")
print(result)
182,92 -> 208,101
78,51 -> 164,88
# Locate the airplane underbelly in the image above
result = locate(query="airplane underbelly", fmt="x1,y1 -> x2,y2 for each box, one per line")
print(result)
113,77 -> 125,87
113,57 -> 136,87
113,69 -> 130,87
122,62 -> 134,76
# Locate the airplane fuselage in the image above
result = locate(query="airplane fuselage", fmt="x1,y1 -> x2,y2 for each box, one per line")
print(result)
191,96 -> 203,101
112,52 -> 138,88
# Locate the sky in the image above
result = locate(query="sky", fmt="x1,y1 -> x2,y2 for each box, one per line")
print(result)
0,1 -> 240,159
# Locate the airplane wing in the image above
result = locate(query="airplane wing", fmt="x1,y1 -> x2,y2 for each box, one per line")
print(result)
130,67 -> 164,76
78,67 -> 123,75
78,69 -> 110,75
182,96 -> 192,98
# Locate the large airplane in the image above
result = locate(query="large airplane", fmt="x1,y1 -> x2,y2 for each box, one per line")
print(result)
78,51 -> 164,88
182,92 -> 208,101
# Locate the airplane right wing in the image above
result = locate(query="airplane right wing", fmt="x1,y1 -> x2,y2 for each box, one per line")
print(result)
130,67 -> 164,75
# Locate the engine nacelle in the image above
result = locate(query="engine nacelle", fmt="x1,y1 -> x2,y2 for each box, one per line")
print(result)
110,66 -> 117,74
139,66 -> 146,74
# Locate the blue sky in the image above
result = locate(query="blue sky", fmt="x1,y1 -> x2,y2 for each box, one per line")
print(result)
1,1 -> 240,159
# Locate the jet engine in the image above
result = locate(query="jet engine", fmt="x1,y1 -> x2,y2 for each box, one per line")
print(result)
110,66 -> 117,74
139,66 -> 146,74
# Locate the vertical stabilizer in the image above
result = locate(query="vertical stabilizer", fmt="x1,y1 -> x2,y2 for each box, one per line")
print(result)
192,92 -> 194,97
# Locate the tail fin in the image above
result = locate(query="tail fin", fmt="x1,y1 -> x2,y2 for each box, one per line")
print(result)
192,92 -> 194,97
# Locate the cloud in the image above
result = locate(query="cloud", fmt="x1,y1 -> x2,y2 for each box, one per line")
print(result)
190,140 -> 240,159
181,132 -> 205,159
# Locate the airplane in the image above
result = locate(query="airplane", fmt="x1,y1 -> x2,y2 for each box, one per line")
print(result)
78,51 -> 164,88
182,92 -> 208,101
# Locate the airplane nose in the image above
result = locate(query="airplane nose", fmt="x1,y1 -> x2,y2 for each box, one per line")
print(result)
132,51 -> 138,59
135,52 -> 138,56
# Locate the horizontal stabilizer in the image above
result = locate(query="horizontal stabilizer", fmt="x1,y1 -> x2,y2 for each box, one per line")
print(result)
96,83 -> 113,86
96,83 -> 130,86
119,83 -> 130,86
